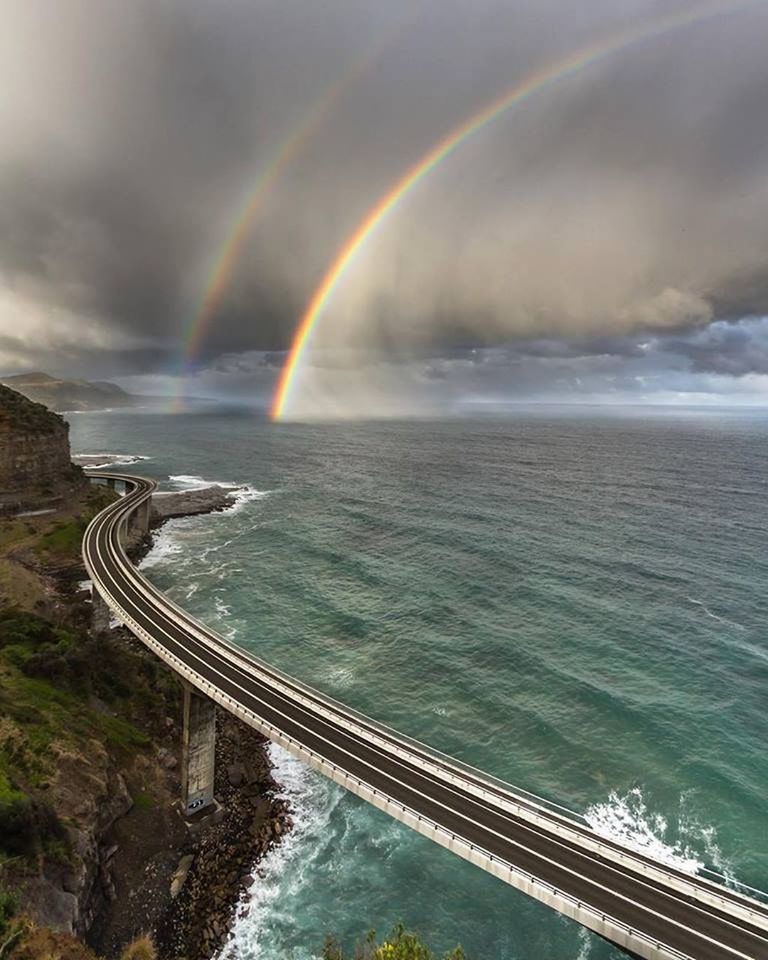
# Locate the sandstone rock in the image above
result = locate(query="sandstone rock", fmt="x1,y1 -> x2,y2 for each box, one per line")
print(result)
227,763 -> 244,787
151,486 -> 238,522
170,853 -> 195,899
0,384 -> 86,513
157,746 -> 178,770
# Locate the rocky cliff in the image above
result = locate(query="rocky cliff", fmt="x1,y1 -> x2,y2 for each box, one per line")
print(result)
0,385 -> 85,513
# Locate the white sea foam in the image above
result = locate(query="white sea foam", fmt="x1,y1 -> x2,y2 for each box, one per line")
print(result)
584,787 -> 728,876
73,452 -> 151,468
686,596 -> 746,631
575,927 -> 593,960
138,520 -> 185,569
184,582 -> 199,602
165,474 -> 271,512
323,665 -> 356,689
166,474 -> 211,490
219,744 -> 344,960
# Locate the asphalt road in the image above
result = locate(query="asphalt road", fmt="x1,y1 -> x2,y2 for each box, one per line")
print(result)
83,474 -> 768,960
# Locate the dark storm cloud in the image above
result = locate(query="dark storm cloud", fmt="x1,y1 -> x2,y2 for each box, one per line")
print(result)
2,0 -> 768,411
660,318 -> 768,376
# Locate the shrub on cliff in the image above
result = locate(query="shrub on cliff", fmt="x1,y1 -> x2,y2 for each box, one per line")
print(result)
119,934 -> 157,960
0,609 -> 171,717
0,885 -> 17,938
0,786 -> 64,857
322,924 -> 465,960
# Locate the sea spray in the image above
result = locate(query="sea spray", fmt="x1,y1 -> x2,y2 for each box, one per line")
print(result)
584,787 -> 729,876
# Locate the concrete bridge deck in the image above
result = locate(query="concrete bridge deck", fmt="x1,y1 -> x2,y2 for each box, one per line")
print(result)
82,473 -> 768,960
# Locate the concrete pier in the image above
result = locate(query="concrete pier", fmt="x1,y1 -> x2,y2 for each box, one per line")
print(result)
128,497 -> 151,538
180,682 -> 217,817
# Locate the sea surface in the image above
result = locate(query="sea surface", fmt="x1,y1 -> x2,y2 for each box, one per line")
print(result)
69,408 -> 768,960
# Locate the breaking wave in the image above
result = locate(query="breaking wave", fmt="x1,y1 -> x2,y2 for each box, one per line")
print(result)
219,745 -> 344,960
584,787 -> 730,877
73,452 -> 151,468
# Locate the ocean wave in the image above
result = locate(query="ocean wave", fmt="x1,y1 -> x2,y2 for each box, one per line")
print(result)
138,521 -> 185,569
322,665 -> 356,689
584,787 -> 729,876
575,927 -> 593,960
219,745 -> 344,960
73,452 -> 151,468
686,596 -> 746,631
166,474 -> 213,490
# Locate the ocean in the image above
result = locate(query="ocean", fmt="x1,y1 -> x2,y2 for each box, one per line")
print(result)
68,408 -> 768,960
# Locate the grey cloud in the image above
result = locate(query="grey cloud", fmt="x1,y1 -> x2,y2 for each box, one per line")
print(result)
1,0 -> 768,417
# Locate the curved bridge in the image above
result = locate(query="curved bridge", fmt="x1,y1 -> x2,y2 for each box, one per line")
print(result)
83,473 -> 768,960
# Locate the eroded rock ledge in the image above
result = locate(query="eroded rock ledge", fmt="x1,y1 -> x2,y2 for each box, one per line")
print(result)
151,486 -> 239,521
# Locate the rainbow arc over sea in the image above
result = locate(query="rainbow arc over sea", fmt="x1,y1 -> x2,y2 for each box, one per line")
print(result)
270,0 -> 763,421
174,10 -> 423,408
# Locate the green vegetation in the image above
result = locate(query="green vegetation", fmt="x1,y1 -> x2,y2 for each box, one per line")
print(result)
34,487 -> 114,561
0,608 -> 176,861
35,519 -> 88,558
0,386 -> 62,435
322,925 -> 466,960
0,886 -> 17,939
0,777 -> 63,857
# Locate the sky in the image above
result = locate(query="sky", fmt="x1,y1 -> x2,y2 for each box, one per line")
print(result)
2,0 -> 768,415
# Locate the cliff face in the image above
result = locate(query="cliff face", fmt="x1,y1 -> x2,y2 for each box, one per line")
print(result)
0,385 -> 85,511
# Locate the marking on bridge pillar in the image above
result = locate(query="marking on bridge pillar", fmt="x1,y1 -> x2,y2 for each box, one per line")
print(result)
180,681 -> 217,817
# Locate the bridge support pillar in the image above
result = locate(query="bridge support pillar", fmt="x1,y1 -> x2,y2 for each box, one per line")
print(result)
129,498 -> 151,538
180,682 -> 218,819
91,588 -> 111,634
106,477 -> 116,490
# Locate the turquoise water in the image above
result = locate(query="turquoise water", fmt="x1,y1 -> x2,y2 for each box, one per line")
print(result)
69,409 -> 768,959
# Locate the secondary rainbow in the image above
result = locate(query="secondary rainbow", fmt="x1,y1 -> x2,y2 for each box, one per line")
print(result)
176,9 -> 424,406
271,0 -> 764,420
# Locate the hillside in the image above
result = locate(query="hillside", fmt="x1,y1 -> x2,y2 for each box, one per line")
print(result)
0,373 -> 136,413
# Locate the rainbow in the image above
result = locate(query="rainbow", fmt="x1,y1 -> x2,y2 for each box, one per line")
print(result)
271,0 -> 763,420
175,11 -> 423,406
